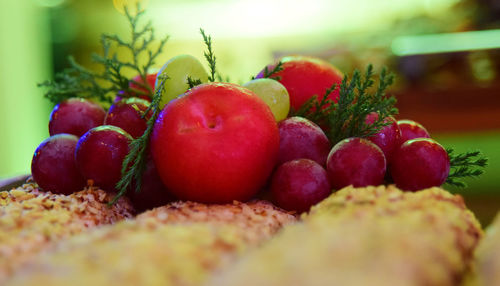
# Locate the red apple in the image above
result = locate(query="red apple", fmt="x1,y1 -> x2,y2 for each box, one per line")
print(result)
256,56 -> 343,111
150,82 -> 280,203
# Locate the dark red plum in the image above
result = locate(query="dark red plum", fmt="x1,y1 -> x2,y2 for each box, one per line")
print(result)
104,97 -> 151,138
365,113 -> 401,162
75,125 -> 132,192
49,98 -> 106,137
31,134 -> 85,194
391,138 -> 450,191
270,159 -> 331,213
277,116 -> 330,166
326,137 -> 386,189
397,119 -> 430,145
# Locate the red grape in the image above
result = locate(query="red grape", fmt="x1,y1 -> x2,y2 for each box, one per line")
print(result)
271,159 -> 331,213
397,119 -> 430,145
129,73 -> 157,100
277,116 -> 330,166
128,156 -> 175,212
75,125 -> 132,192
391,138 -> 450,191
104,97 -> 151,138
365,113 -> 401,162
31,134 -> 85,194
326,137 -> 386,189
49,98 -> 106,137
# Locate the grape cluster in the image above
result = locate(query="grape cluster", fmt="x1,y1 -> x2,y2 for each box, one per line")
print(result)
31,75 -> 173,211
268,113 -> 450,213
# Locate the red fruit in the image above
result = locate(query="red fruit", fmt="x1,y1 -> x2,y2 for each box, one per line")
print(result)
129,73 -> 157,99
128,156 -> 175,212
326,137 -> 386,189
391,138 -> 450,191
151,82 -> 280,204
75,125 -> 132,192
256,56 -> 343,111
277,116 -> 330,166
104,97 -> 151,138
365,113 -> 401,162
271,159 -> 331,213
31,134 -> 85,194
49,98 -> 106,137
397,119 -> 430,145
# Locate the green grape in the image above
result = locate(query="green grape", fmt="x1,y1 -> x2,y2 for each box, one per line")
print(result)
242,78 -> 290,122
155,55 -> 209,108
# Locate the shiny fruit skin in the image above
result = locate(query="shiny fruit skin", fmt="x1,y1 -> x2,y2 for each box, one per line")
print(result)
104,97 -> 151,138
49,98 -> 106,137
326,137 -> 386,189
397,119 -> 430,145
256,56 -> 343,111
155,54 -> 209,108
128,156 -> 175,212
129,73 -> 157,100
365,113 -> 401,162
31,134 -> 85,194
242,78 -> 290,122
75,125 -> 132,192
271,159 -> 331,213
391,138 -> 450,191
277,116 -> 330,166
151,82 -> 279,203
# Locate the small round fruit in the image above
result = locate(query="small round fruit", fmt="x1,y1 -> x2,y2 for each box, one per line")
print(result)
326,137 -> 386,189
49,98 -> 106,137
397,119 -> 430,145
242,78 -> 290,121
391,138 -> 450,191
129,73 -> 157,99
31,134 -> 85,194
256,56 -> 343,110
151,82 -> 279,203
128,156 -> 175,212
270,159 -> 331,213
104,97 -> 151,138
277,116 -> 330,166
75,125 -> 132,192
155,54 -> 209,108
365,113 -> 401,162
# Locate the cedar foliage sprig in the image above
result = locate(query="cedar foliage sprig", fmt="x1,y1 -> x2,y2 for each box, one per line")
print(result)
445,148 -> 488,188
111,74 -> 168,205
200,28 -> 217,82
262,61 -> 284,79
38,6 -> 168,104
292,65 -> 397,145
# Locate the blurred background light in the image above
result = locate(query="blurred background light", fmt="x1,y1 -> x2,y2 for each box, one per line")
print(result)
392,29 -> 500,56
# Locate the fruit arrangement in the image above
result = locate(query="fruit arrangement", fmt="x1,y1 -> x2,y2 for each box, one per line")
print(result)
32,8 -> 487,214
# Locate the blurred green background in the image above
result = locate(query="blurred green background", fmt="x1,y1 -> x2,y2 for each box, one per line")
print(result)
0,0 -> 499,224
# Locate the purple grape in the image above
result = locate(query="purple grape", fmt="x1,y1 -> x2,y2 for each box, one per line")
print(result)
31,134 -> 85,194
277,116 -> 330,166
365,113 -> 401,163
326,137 -> 386,189
104,97 -> 151,138
391,138 -> 450,191
128,156 -> 175,212
397,119 -> 431,145
270,159 -> 331,213
49,98 -> 106,137
75,125 -> 132,192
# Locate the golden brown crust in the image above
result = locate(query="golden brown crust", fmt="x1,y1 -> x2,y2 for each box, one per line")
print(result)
6,200 -> 296,286
0,183 -> 134,282
209,185 -> 483,286
470,212 -> 500,286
